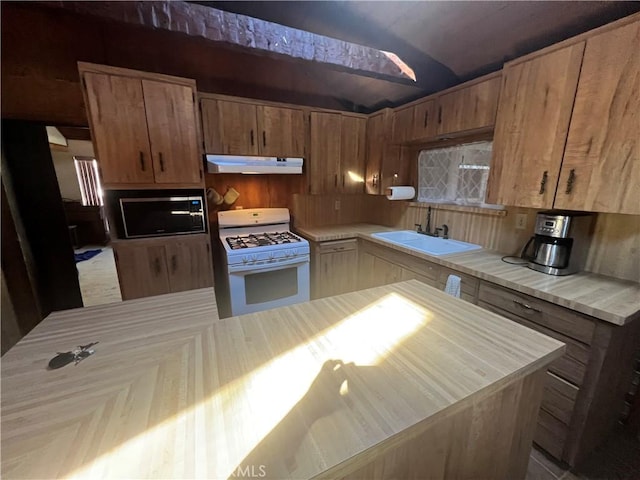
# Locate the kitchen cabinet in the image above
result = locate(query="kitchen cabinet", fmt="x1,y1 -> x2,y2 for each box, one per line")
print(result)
477,281 -> 640,466
554,20 -> 639,214
309,112 -> 367,194
310,239 -> 358,299
113,234 -> 213,300
365,109 -> 408,195
80,64 -> 202,188
390,73 -> 500,145
435,74 -> 501,136
487,17 -> 639,214
201,98 -> 306,157
486,43 -> 584,208
436,267 -> 479,304
391,99 -> 436,144
357,239 -> 440,290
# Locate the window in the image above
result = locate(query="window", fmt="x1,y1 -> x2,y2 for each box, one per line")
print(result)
74,156 -> 103,206
417,141 -> 496,206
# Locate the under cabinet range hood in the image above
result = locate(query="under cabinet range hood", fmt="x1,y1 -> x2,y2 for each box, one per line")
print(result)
205,155 -> 303,174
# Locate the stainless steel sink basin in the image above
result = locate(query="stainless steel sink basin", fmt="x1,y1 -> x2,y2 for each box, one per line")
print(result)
371,230 -> 482,256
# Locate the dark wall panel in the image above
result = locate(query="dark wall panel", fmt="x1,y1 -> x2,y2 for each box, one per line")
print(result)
1,120 -> 83,313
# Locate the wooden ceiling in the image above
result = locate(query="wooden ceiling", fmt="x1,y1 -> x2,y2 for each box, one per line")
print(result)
1,1 -> 639,126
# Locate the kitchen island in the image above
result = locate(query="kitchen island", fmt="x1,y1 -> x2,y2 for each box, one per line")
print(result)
1,281 -> 564,479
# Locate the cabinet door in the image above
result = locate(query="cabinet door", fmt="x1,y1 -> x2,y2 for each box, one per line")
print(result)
257,106 -> 306,157
113,243 -> 170,300
316,249 -> 358,298
203,100 -> 259,155
555,21 -> 640,214
83,73 -> 154,185
309,112 -> 342,194
357,251 -> 403,290
165,236 -> 214,293
365,111 -> 386,194
412,99 -> 436,140
340,116 -> 367,193
486,44 -> 584,208
436,76 -> 501,136
142,80 -> 202,185
391,106 -> 414,144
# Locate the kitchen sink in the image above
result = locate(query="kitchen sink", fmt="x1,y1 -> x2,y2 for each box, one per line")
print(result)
371,230 -> 482,256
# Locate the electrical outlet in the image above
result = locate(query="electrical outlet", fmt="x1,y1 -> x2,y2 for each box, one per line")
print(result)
334,199 -> 341,211
515,213 -> 527,230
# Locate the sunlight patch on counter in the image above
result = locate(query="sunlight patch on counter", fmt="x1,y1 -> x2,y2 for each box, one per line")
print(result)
67,293 -> 431,479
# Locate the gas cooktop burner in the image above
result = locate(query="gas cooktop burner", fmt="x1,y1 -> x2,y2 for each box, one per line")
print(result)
225,231 -> 303,250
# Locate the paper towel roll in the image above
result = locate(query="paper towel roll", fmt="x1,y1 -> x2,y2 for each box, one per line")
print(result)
386,186 -> 415,200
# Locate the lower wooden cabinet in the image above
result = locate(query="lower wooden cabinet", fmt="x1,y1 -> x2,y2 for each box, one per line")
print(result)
311,239 -> 358,299
478,281 -> 640,466
113,234 -> 213,300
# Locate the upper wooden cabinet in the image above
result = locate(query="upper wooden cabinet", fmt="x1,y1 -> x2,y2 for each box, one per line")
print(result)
486,43 -> 584,208
488,16 -> 639,214
391,99 -> 436,143
435,75 -> 501,136
80,63 -> 203,188
202,98 -> 305,157
309,112 -> 367,194
391,73 -> 500,144
554,20 -> 639,214
365,109 -> 405,195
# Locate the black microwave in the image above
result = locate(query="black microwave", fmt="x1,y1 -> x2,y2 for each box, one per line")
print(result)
119,196 -> 205,238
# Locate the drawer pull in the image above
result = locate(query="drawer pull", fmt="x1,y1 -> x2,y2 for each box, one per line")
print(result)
513,299 -> 541,313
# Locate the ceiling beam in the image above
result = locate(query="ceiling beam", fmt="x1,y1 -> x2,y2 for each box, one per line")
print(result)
39,1 -> 417,85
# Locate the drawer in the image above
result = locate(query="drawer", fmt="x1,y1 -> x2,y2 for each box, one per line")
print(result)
535,409 -> 569,459
541,372 -> 579,425
437,267 -> 479,302
478,301 -> 589,385
317,239 -> 357,254
478,282 -> 595,344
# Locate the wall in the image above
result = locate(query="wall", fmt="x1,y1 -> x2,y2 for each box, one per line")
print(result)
50,139 -> 94,201
293,193 -> 640,282
205,174 -> 304,223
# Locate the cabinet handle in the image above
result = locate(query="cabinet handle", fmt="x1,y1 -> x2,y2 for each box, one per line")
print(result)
424,110 -> 429,128
159,152 -> 165,172
171,255 -> 177,273
539,170 -> 548,194
154,257 -> 162,275
250,130 -> 254,146
262,131 -> 266,147
513,299 -> 541,313
438,106 -> 442,124
372,173 -> 378,187
139,151 -> 146,171
342,174 -> 345,187
565,169 -> 576,194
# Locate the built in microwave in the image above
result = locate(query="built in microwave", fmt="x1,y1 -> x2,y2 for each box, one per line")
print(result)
119,196 -> 205,238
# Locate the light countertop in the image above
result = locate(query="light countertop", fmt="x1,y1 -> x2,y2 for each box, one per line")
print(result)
295,224 -> 640,326
1,281 -> 563,479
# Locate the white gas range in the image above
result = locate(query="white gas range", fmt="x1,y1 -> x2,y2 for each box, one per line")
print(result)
217,208 -> 310,316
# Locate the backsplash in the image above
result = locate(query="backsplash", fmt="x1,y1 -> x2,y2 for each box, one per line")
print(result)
293,193 -> 639,282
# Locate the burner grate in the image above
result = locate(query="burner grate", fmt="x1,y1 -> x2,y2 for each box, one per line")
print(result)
225,231 -> 303,250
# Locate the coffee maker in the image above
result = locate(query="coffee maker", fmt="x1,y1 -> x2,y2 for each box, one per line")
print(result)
521,211 -> 594,276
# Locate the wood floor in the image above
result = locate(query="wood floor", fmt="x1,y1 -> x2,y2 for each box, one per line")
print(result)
75,245 -> 122,306
526,426 -> 640,480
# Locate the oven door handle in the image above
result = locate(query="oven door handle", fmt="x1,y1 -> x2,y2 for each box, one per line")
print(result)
228,257 -> 309,274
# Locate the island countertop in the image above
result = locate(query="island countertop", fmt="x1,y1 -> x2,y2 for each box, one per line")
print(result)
295,223 -> 640,326
1,282 -> 563,479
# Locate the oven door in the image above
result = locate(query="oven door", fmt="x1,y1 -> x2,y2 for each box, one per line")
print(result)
227,257 -> 310,316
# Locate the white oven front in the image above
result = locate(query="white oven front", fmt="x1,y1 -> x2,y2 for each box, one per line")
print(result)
227,256 -> 310,316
